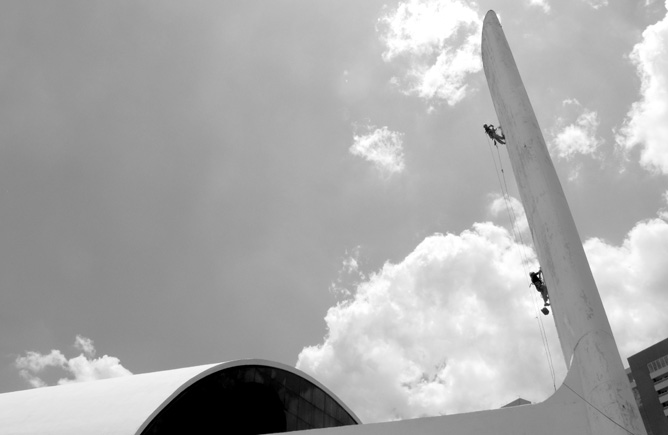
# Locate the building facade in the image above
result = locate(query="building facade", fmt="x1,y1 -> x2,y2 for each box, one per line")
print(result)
627,338 -> 668,435
0,359 -> 360,435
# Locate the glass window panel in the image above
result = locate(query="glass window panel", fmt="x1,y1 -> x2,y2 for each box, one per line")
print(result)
285,412 -> 298,431
244,367 -> 256,382
313,387 -> 325,410
256,366 -> 271,380
300,379 -> 313,401
273,369 -> 287,388
287,396 -> 299,415
297,418 -> 310,430
342,413 -> 356,425
324,414 -> 336,428
325,394 -> 336,415
336,403 -> 352,423
286,372 -> 300,393
299,398 -> 315,426
276,385 -> 286,405
313,408 -> 325,428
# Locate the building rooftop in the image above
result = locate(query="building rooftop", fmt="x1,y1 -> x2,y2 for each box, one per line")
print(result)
0,359 -> 360,435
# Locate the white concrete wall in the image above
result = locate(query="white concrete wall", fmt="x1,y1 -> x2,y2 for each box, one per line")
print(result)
297,367 -> 589,435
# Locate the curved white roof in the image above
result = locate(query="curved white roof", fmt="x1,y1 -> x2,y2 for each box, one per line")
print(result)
0,359 -> 360,435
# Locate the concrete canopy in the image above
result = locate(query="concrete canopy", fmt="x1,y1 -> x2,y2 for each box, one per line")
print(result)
0,359 -> 360,435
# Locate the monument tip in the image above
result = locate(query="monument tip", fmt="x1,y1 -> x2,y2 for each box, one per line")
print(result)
483,10 -> 500,29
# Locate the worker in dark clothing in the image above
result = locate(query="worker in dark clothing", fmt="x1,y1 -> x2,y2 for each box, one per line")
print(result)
530,269 -> 550,307
484,124 -> 506,145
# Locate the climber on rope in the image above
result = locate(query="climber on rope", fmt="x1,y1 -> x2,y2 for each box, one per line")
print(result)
483,124 -> 506,145
530,269 -> 550,315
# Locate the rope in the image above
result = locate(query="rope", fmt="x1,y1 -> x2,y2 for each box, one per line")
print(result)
484,132 -> 557,391
562,383 -> 640,435
483,133 -> 637,433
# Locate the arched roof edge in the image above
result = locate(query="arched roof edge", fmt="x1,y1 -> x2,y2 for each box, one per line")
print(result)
134,358 -> 361,434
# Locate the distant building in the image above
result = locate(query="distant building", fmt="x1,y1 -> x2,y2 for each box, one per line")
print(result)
0,359 -> 360,434
627,337 -> 668,435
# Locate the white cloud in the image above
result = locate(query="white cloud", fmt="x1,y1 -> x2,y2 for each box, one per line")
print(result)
14,335 -> 132,388
350,125 -> 405,176
616,3 -> 668,174
298,222 -> 563,422
330,246 -> 366,299
299,196 -> 668,423
582,0 -> 608,9
74,334 -> 96,357
659,190 -> 668,219
377,0 -> 482,106
585,217 -> 668,359
15,350 -> 68,388
488,193 -> 530,236
549,99 -> 602,160
529,0 -> 551,13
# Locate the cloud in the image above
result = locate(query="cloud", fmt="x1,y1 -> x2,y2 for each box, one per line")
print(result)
298,222 -> 563,422
488,193 -> 530,236
585,216 -> 668,360
377,0 -> 482,106
14,335 -> 132,388
299,196 -> 668,423
582,0 -> 608,9
529,0 -> 551,13
549,99 -> 602,160
350,125 -> 405,176
14,350 -> 68,388
659,190 -> 668,219
616,4 -> 668,174
74,334 -> 96,357
330,246 -> 366,299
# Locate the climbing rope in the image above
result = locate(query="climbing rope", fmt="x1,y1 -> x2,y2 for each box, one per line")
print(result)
562,383 -> 640,435
483,132 -> 558,391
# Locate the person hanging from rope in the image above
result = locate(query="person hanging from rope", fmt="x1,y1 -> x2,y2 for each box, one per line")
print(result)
483,124 -> 506,145
530,269 -> 550,314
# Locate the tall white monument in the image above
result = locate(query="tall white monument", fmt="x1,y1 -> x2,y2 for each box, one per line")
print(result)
310,10 -> 646,435
481,10 -> 645,435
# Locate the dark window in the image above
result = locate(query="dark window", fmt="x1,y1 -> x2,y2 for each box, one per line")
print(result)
313,387 -> 326,411
141,365 -> 358,434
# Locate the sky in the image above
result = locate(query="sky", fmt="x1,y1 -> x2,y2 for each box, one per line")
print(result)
1,0 -> 668,424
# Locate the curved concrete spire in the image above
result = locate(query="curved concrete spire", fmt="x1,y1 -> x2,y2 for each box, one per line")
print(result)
481,10 -> 645,435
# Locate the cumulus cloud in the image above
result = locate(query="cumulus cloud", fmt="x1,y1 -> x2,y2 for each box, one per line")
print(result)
299,195 -> 668,423
488,193 -> 530,236
350,125 -> 405,176
549,99 -> 602,160
377,0 -> 482,106
330,246 -> 366,299
616,3 -> 668,174
585,216 -> 668,360
74,334 -> 96,357
15,335 -> 132,388
298,222 -> 563,422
